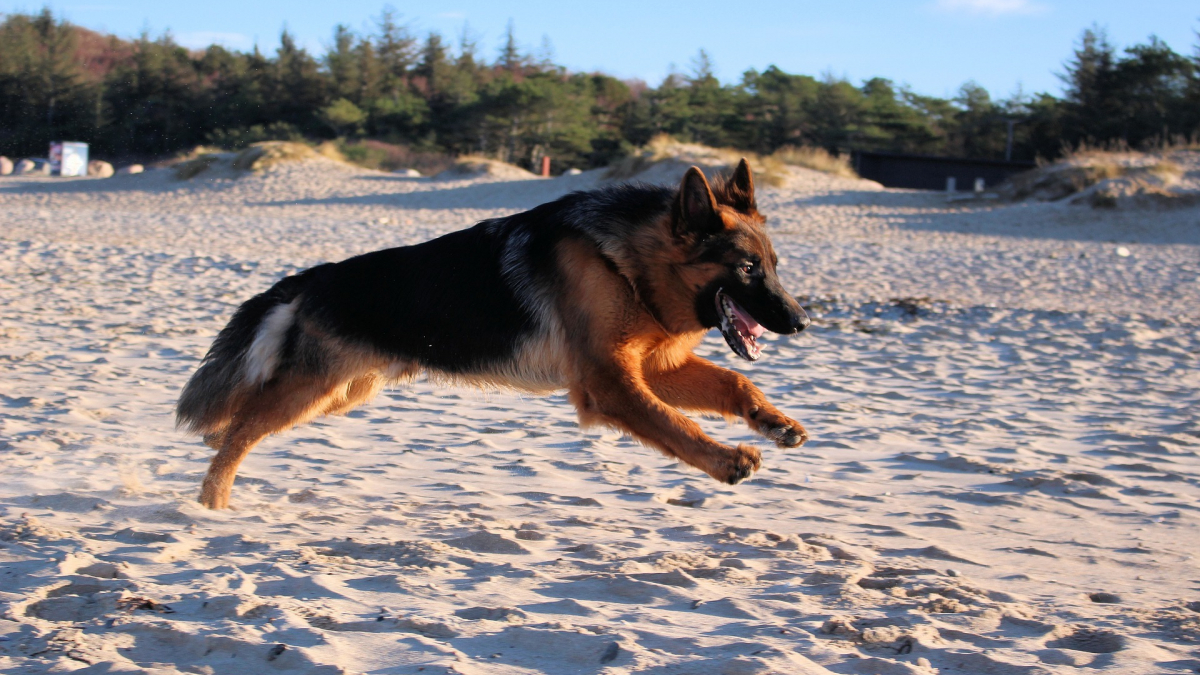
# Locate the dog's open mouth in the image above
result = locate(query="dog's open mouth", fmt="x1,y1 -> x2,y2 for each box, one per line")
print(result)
716,290 -> 766,361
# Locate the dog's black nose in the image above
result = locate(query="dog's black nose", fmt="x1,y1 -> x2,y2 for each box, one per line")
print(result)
792,308 -> 811,333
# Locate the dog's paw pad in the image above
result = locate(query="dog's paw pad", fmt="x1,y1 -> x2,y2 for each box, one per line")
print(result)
720,445 -> 762,485
759,416 -> 808,448
769,425 -> 808,448
752,409 -> 808,448
724,469 -> 752,485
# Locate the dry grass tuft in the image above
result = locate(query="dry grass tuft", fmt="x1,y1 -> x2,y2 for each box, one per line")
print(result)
1057,138 -> 1134,162
604,135 -> 794,187
1003,147 -> 1197,208
1083,186 -> 1120,209
604,152 -> 654,181
336,139 -> 456,176
435,155 -> 537,180
232,141 -> 318,172
754,157 -> 789,188
1076,167 -> 1192,208
172,150 -> 223,180
316,141 -> 348,164
1066,163 -> 1125,191
1003,158 -> 1125,201
604,135 -> 696,180
770,145 -> 858,180
173,141 -> 330,179
1147,161 -> 1184,181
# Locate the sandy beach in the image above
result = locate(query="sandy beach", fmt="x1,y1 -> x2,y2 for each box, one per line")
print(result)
1,157 -> 1198,674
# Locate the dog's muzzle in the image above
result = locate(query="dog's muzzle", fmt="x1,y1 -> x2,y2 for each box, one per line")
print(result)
715,289 -> 766,361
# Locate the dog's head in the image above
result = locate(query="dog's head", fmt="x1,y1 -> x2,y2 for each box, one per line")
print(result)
671,159 -> 810,361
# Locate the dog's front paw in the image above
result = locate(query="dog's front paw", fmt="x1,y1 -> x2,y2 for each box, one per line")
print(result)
711,444 -> 762,485
751,408 -> 808,448
767,422 -> 807,448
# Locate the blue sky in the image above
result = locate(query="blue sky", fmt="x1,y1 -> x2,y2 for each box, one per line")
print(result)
3,0 -> 1197,99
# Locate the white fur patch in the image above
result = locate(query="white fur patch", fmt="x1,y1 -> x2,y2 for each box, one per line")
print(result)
426,329 -> 568,393
243,300 -> 298,385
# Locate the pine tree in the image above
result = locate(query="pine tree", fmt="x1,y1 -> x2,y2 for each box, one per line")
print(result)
535,35 -> 556,71
274,28 -> 327,132
355,37 -> 383,104
374,7 -> 415,96
0,9 -> 96,152
415,32 -> 451,98
1060,26 -> 1122,143
688,50 -> 716,84
680,50 -> 734,146
34,9 -> 85,131
8,8 -> 1194,169
809,73 -> 866,151
498,20 -> 523,74
327,25 -> 360,102
456,23 -> 481,73
1115,36 -> 1192,144
734,66 -> 820,152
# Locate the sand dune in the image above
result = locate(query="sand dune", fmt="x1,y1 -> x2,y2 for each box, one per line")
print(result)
1,159 -> 1198,674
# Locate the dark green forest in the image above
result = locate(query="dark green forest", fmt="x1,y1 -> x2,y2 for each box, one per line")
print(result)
1,8 -> 1197,169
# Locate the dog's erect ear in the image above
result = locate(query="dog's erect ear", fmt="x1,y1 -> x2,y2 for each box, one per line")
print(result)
724,158 -> 756,212
674,166 -> 721,237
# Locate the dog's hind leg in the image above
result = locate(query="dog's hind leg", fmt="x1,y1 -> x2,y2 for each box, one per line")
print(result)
645,355 -> 807,448
202,428 -> 229,450
321,373 -> 386,417
199,375 -> 342,509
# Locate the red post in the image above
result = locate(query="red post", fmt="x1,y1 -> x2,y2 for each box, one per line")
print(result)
540,156 -> 551,177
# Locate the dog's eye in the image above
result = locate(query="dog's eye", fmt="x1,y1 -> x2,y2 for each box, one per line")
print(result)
740,262 -> 756,275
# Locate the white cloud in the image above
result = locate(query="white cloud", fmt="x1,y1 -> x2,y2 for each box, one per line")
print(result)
934,0 -> 1047,16
176,31 -> 255,51
435,11 -> 467,20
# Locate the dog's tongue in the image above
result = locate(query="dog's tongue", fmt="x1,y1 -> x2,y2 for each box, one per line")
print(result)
730,302 -> 766,338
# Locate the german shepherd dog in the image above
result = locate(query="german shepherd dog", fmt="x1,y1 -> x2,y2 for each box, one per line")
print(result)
177,159 -> 810,509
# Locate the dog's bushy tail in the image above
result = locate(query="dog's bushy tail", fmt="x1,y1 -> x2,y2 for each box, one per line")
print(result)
176,267 -> 321,436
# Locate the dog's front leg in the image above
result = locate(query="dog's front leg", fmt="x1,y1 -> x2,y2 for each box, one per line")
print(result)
646,355 -> 807,448
569,360 -> 762,485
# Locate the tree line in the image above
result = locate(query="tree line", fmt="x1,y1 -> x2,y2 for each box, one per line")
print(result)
1,8 -> 1198,170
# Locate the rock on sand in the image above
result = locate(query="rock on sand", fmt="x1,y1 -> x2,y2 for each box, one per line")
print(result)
14,158 -> 46,176
87,160 -> 114,178
0,156 -> 12,175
